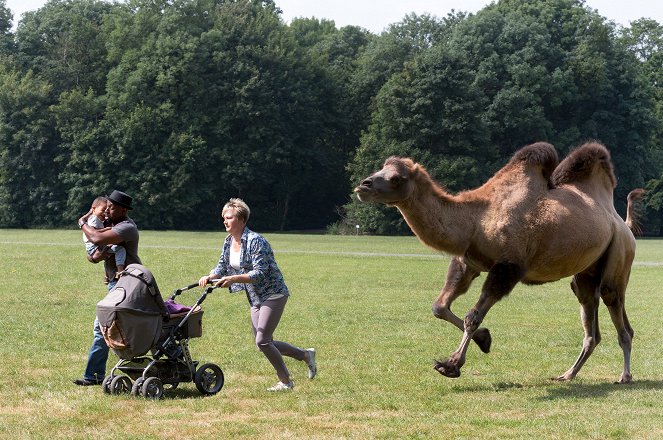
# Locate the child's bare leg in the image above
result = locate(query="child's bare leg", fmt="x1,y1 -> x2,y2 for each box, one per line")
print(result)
115,265 -> 125,279
110,245 -> 127,279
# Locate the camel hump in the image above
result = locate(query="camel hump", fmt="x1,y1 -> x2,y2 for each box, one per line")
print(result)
551,142 -> 617,188
506,142 -> 559,183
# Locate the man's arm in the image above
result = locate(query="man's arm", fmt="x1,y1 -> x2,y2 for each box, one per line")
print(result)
87,248 -> 109,263
80,224 -> 123,247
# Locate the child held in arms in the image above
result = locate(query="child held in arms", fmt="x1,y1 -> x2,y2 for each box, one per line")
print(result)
81,196 -> 126,282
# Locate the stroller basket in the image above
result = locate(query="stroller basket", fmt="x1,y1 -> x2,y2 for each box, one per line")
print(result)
161,308 -> 204,340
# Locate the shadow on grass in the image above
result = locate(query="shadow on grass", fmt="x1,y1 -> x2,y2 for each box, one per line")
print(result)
106,386 -> 220,400
161,386 -> 216,400
446,378 -> 663,399
536,379 -> 663,401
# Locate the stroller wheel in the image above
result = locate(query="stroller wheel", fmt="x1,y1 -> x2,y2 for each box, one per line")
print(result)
102,375 -> 114,394
131,377 -> 145,396
141,377 -> 164,399
194,363 -> 224,395
110,376 -> 132,395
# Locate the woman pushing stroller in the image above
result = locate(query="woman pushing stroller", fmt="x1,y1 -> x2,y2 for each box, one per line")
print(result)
198,198 -> 317,392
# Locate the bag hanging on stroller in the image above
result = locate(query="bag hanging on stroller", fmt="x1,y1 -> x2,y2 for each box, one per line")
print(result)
96,264 -> 168,359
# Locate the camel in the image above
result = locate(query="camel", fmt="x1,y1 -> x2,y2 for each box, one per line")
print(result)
354,141 -> 643,383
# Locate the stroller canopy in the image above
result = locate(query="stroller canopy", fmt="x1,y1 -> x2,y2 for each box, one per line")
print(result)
97,264 -> 167,359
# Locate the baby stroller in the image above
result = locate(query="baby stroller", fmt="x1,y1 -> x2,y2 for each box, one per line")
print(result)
96,264 -> 224,399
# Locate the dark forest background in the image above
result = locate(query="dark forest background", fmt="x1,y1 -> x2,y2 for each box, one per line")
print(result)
2,0 -> 663,234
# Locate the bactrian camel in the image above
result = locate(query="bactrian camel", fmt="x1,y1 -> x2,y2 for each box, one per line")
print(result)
355,141 -> 643,383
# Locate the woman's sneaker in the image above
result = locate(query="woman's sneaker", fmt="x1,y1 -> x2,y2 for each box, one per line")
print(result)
267,381 -> 294,392
306,348 -> 317,379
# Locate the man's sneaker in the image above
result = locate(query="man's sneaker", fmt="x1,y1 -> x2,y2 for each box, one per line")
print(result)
305,348 -> 317,379
267,381 -> 294,392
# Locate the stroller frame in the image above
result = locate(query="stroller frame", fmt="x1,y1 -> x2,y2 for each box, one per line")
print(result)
102,282 -> 223,399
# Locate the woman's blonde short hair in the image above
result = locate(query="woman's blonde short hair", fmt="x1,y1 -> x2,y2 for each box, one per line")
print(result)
222,198 -> 250,223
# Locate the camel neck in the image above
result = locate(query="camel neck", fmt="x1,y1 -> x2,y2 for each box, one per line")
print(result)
396,189 -> 477,256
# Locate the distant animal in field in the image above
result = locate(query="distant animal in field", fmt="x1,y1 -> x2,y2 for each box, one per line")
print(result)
355,141 -> 643,383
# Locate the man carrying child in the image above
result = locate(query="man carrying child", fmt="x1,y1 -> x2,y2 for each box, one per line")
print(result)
73,190 -> 142,386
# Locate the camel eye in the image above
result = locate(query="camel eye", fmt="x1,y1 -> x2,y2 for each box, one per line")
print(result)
389,175 -> 404,185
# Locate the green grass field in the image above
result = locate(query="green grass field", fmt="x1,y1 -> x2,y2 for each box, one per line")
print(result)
1,229 -> 663,439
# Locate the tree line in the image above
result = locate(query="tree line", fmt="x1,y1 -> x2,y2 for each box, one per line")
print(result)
1,0 -> 663,234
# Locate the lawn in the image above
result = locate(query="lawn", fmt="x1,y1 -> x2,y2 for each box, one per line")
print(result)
1,229 -> 662,439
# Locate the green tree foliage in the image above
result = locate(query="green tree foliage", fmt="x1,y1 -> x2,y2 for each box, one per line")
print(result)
0,0 -> 14,55
15,0 -> 115,94
1,0 -> 662,234
51,88 -> 109,221
289,18 -> 373,183
101,0 -> 345,229
345,42 -> 494,234
0,67 -> 62,226
642,176 -> 663,235
344,0 -> 659,234
3,0 -> 117,227
338,13 -> 470,234
2,0 -> 358,230
621,19 -> 663,169
621,19 -> 663,235
348,13 -> 462,150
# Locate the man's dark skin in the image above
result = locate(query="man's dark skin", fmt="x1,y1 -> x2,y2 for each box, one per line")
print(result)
79,201 -> 130,264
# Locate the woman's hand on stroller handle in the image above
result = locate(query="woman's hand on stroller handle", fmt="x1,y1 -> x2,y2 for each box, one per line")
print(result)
198,275 -> 215,288
170,280 -> 220,300
195,275 -> 225,295
199,275 -> 235,288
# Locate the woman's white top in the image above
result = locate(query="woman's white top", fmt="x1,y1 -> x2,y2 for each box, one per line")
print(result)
229,247 -> 241,270
229,238 -> 284,301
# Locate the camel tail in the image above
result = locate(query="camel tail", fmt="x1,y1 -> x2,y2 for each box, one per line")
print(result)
625,188 -> 645,235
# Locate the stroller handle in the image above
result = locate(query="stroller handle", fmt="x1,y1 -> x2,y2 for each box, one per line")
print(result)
204,284 -> 222,294
170,281 -> 223,300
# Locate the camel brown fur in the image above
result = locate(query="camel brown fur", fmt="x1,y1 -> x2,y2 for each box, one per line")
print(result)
355,141 -> 642,383
625,188 -> 645,235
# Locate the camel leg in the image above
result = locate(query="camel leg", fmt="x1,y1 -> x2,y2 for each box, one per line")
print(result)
555,274 -> 601,381
435,262 -> 523,378
432,257 -> 491,353
597,235 -> 634,384
600,282 -> 633,384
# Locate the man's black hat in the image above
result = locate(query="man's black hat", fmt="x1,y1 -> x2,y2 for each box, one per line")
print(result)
107,190 -> 133,210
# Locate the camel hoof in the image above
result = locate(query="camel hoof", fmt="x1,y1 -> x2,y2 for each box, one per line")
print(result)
551,374 -> 573,382
615,374 -> 633,385
433,359 -> 461,378
473,328 -> 492,354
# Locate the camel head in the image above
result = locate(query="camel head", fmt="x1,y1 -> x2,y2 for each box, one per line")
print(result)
354,156 -> 418,205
